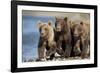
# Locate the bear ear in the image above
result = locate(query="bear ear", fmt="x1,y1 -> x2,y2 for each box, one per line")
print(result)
64,17 -> 68,21
48,21 -> 52,26
37,21 -> 43,28
69,21 -> 72,25
80,21 -> 84,25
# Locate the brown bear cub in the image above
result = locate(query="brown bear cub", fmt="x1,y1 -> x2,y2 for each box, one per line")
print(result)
37,21 -> 57,61
70,21 -> 90,58
55,17 -> 72,58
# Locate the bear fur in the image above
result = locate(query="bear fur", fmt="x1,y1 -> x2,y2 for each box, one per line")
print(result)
38,21 -> 56,61
54,17 -> 72,58
70,21 -> 90,58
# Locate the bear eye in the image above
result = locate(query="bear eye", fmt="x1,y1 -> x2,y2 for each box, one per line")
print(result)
61,23 -> 63,25
45,28 -> 48,30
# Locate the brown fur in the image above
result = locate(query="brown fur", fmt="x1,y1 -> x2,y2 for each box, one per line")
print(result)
38,21 -> 56,60
55,17 -> 72,58
70,21 -> 90,58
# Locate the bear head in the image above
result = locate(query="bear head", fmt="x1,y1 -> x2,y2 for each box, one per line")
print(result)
38,21 -> 53,38
55,16 -> 68,32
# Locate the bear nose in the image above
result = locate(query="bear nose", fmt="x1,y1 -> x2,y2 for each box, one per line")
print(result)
56,27 -> 61,31
57,27 -> 60,29
74,33 -> 79,37
56,28 -> 60,30
41,33 -> 44,35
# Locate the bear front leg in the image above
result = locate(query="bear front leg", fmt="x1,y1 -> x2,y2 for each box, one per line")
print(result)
38,46 -> 45,61
64,42 -> 72,58
81,38 -> 89,59
56,40 -> 65,57
38,39 -> 46,61
73,40 -> 81,56
46,41 -> 56,60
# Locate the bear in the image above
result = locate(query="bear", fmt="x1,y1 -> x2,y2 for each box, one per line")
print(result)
54,16 -> 72,58
69,21 -> 82,57
70,21 -> 90,58
37,21 -> 57,61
